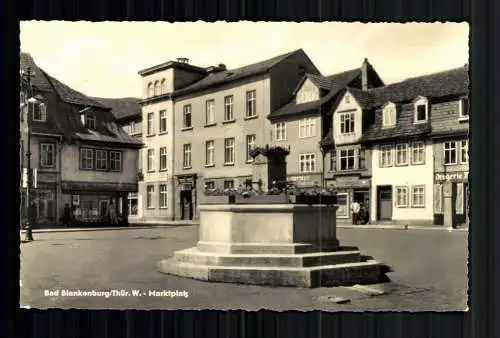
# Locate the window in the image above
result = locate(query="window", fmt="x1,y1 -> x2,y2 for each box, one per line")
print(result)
32,103 -> 47,122
147,83 -> 154,98
40,143 -> 55,167
206,100 -> 215,125
339,149 -> 356,171
95,150 -> 108,171
205,181 -> 215,190
224,180 -> 234,190
147,112 -> 154,135
109,151 -> 122,171
159,184 -> 168,208
128,193 -> 138,216
160,79 -> 166,94
224,96 -> 234,121
129,121 -> 137,135
395,143 -> 409,166
205,140 -> 215,166
414,97 -> 429,122
159,147 -> 167,170
297,91 -> 317,104
146,186 -> 154,209
246,90 -> 257,117
183,144 -> 192,168
329,150 -> 335,171
147,149 -> 155,171
159,110 -> 167,133
275,122 -> 286,141
183,105 -> 192,128
246,134 -> 256,162
444,142 -> 457,165
80,148 -> 94,169
411,186 -> 425,208
81,111 -> 95,129
339,112 -> 355,134
299,153 -> 316,173
379,145 -> 392,167
298,117 -> 316,138
395,186 -> 408,208
460,140 -> 468,164
459,98 -> 469,119
411,141 -> 425,165
382,105 -> 396,127
154,81 -> 160,96
224,138 -> 235,165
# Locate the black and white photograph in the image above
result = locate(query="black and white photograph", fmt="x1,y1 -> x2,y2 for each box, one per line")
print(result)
19,21 -> 469,311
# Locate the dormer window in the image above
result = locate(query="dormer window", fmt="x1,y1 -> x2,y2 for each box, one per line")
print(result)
459,97 -> 469,120
80,109 -> 96,129
414,96 -> 429,123
382,102 -> 397,127
30,102 -> 47,122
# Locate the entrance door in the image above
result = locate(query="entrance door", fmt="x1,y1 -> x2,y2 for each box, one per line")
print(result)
377,186 -> 393,221
180,190 -> 193,220
99,200 -> 109,218
354,190 -> 370,223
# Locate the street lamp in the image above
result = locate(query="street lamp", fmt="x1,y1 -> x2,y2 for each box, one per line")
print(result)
20,67 -> 37,241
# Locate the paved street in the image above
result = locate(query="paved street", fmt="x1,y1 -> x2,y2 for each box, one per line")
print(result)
20,226 -> 468,311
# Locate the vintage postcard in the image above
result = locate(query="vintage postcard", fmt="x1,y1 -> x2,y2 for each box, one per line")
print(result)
19,21 -> 469,311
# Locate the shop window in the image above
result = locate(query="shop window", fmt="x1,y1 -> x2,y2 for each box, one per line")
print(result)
35,189 -> 55,220
128,193 -> 138,216
336,193 -> 349,217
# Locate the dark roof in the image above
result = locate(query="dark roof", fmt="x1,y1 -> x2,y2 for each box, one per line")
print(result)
92,97 -> 142,120
345,87 -> 374,109
20,53 -> 54,92
173,49 -> 305,97
268,68 -> 362,119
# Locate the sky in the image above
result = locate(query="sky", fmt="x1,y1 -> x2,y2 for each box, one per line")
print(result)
20,21 -> 469,99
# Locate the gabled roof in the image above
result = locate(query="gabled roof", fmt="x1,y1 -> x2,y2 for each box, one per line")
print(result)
92,97 -> 142,121
20,52 -> 54,92
268,68 -> 362,120
173,49 -> 306,97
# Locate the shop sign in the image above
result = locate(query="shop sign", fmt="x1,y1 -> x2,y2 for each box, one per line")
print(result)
434,171 -> 469,183
288,175 -> 310,182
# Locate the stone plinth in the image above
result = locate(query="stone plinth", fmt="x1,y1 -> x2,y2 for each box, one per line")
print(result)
158,203 -> 385,287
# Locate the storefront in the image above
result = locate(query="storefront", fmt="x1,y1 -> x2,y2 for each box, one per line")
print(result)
433,171 -> 469,227
325,175 -> 371,220
287,173 -> 322,192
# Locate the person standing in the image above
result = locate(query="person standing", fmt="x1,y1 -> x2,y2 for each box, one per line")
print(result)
351,199 -> 360,225
62,203 -> 72,228
107,201 -> 118,226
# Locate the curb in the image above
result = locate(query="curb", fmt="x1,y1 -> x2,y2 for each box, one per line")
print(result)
21,223 -> 200,234
337,224 -> 468,232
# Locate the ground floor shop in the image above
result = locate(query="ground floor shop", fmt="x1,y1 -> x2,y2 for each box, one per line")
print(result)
433,170 -> 469,227
324,174 -> 371,221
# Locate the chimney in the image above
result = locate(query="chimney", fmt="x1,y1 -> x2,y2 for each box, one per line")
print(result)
361,58 -> 369,91
218,63 -> 227,70
206,64 -> 227,74
176,57 -> 189,64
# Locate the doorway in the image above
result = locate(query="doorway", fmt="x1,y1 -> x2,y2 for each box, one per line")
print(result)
180,190 -> 193,220
377,186 -> 393,221
99,200 -> 109,218
354,189 -> 370,223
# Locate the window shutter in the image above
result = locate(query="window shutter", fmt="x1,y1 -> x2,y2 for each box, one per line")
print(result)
456,183 -> 464,214
433,184 -> 443,214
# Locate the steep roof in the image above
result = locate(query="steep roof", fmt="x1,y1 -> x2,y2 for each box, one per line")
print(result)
92,97 -> 142,120
173,49 -> 306,97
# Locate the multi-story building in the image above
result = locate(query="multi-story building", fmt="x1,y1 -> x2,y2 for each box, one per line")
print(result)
170,49 -> 320,220
20,52 -> 142,227
94,97 -> 143,222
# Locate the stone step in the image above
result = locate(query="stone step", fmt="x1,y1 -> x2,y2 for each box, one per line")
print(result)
173,248 -> 362,267
158,258 -> 383,288
196,240 -> 343,254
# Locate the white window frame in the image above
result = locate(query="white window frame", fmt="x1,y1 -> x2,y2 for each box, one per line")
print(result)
382,103 -> 396,127
275,122 -> 287,141
147,112 -> 155,135
159,147 -> 167,171
80,148 -> 94,170
159,110 -> 167,133
205,140 -> 215,166
444,141 -> 458,165
32,103 -> 47,122
411,141 -> 426,165
129,121 -> 137,135
147,149 -> 155,172
224,138 -> 235,165
183,144 -> 192,168
414,97 -> 429,123
40,143 -> 55,167
159,184 -> 168,209
109,151 -> 122,172
379,145 -> 393,167
298,117 -> 316,138
128,193 -> 138,216
146,185 -> 154,209
183,105 -> 192,128
459,97 -> 469,120
246,90 -> 257,118
411,185 -> 425,208
299,153 -> 316,173
338,148 -> 357,171
460,140 -> 468,164
246,134 -> 256,162
395,143 -> 409,166
205,99 -> 215,125
224,96 -> 234,121
95,149 -> 108,171
339,112 -> 355,134
395,186 -> 409,208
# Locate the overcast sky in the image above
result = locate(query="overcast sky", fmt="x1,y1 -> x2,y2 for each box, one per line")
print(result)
20,21 -> 469,99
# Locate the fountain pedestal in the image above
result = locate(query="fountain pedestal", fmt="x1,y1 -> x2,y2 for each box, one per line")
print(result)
158,203 -> 385,287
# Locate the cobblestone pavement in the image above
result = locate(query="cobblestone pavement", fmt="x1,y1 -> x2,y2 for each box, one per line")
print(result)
20,226 -> 468,311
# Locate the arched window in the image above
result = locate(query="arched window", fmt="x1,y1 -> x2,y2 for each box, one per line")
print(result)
147,82 -> 154,98
160,79 -> 166,94
154,81 -> 160,96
